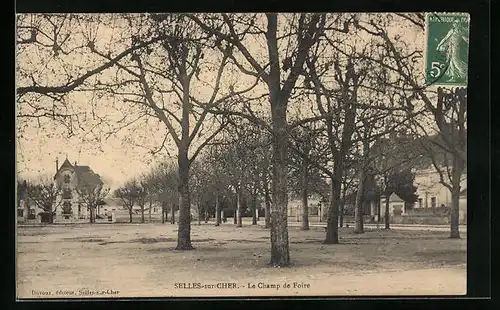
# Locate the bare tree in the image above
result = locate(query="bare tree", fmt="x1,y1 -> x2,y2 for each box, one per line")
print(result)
75,177 -> 109,224
188,13 -> 328,266
204,143 -> 234,226
16,14 -> 171,135
288,122 -> 327,230
354,13 -> 467,238
303,48 -> 364,243
114,179 -> 141,223
105,14 -> 259,249
151,161 -> 180,225
18,13 -> 259,249
140,172 -> 157,223
137,181 -> 149,223
25,176 -> 62,223
17,179 -> 30,222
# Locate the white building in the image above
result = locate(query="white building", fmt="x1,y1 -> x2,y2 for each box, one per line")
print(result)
413,166 -> 467,223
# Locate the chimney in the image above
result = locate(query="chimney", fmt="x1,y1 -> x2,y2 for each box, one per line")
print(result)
56,157 -> 59,173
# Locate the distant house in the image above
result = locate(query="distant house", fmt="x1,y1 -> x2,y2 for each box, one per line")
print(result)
53,157 -> 105,221
379,193 -> 407,217
99,197 -> 163,222
412,165 -> 467,223
287,193 -> 328,222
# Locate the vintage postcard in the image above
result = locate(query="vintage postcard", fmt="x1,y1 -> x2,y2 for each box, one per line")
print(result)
15,12 -> 468,299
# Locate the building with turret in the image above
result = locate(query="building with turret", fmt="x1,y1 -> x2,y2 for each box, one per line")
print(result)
53,157 -> 104,220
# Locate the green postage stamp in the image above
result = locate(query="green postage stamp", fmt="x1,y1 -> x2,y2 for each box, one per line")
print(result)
425,13 -> 470,86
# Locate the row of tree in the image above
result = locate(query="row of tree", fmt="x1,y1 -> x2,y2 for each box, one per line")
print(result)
17,13 -> 467,266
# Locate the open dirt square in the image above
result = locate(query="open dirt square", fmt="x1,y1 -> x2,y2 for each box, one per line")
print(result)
16,222 -> 466,298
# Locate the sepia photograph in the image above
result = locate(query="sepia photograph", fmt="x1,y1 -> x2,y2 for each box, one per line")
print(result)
15,12 -> 469,298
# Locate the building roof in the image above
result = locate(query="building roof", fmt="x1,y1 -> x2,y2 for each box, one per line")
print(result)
384,193 -> 404,203
102,197 -> 124,207
54,158 -> 103,188
58,158 -> 73,171
74,165 -> 104,188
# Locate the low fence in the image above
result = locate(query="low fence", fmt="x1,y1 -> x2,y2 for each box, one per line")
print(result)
391,215 -> 450,225
291,214 -> 460,225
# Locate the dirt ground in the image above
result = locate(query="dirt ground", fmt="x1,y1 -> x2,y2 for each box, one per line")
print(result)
16,221 -> 467,298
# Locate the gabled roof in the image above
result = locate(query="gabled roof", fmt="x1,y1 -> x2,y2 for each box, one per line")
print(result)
392,194 -> 404,202
383,193 -> 404,203
54,158 -> 74,179
74,165 -> 103,188
59,158 -> 73,170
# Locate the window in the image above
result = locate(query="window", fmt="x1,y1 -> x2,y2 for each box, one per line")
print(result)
393,205 -> 403,216
62,188 -> 72,199
431,197 -> 437,209
64,175 -> 71,183
418,198 -> 423,208
17,209 -> 23,217
62,201 -> 72,214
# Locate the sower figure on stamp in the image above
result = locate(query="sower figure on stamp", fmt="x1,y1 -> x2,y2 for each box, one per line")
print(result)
437,19 -> 469,82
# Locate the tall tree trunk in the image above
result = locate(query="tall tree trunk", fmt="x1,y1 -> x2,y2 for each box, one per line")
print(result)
198,202 -> 202,225
339,184 -> 347,228
149,197 -> 152,223
339,203 -> 344,228
162,205 -> 165,224
233,206 -> 237,224
354,170 -> 366,234
301,162 -> 309,230
176,148 -> 193,249
385,195 -> 391,229
129,209 -> 133,223
267,14 -> 290,266
175,62 -> 194,250
236,188 -> 243,227
264,183 -> 271,229
215,194 -> 220,226
141,207 -> 145,224
324,176 -> 340,244
377,196 -> 381,227
24,201 -> 29,222
171,204 -> 175,224
252,194 -> 257,225
450,155 -> 464,239
49,205 -> 54,224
